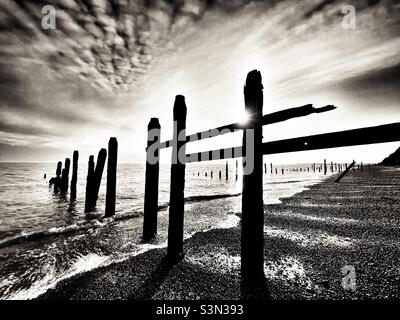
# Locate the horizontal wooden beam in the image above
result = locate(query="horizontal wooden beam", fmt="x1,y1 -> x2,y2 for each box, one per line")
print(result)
184,122 -> 400,163
159,104 -> 336,149
261,122 -> 400,155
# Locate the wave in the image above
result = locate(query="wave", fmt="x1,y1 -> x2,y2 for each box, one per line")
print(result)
0,192 -> 241,249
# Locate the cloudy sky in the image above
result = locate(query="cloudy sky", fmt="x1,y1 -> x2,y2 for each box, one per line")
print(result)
0,0 -> 399,164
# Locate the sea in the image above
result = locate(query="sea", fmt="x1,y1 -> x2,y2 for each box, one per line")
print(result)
0,161 -> 330,300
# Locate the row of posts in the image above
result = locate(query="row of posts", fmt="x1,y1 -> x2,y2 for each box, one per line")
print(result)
191,160 -> 369,179
51,137 -> 118,217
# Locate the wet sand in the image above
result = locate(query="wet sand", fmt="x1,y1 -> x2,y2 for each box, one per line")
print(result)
38,166 -> 400,300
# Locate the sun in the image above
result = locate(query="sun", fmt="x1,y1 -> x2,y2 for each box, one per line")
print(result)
236,109 -> 251,125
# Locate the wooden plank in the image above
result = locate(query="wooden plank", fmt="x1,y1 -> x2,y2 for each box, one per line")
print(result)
158,104 -> 336,149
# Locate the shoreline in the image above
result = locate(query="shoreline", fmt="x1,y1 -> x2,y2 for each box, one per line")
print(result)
37,166 -> 400,300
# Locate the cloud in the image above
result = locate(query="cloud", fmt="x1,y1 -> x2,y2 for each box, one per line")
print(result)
0,0 -> 399,162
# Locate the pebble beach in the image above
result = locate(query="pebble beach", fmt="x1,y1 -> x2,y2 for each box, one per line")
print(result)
38,166 -> 400,300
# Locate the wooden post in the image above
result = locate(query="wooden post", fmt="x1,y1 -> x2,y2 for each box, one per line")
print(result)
324,159 -> 327,175
105,137 -> 118,217
54,161 -> 62,192
270,163 -> 273,174
282,168 -> 284,175
331,161 -> 333,172
360,162 -> 363,171
167,95 -> 187,262
226,161 -> 228,181
241,70 -> 266,298
143,118 -> 161,242
264,163 -> 266,174
219,170 -> 222,179
275,168 -> 278,174
92,148 -> 107,209
313,163 -> 316,172
236,160 -> 238,181
335,160 -> 356,182
61,158 -> 70,192
70,151 -> 79,201
84,155 -> 95,213
211,171 -> 213,178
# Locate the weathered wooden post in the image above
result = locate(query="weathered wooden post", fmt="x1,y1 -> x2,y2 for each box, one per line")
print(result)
335,160 -> 356,182
241,70 -> 267,298
226,161 -> 229,181
143,118 -> 161,242
61,158 -> 70,192
91,148 -> 107,209
70,151 -> 79,201
324,159 -> 327,175
167,95 -> 187,262
105,138 -> 118,217
54,161 -> 62,192
236,160 -> 238,181
84,155 -> 95,213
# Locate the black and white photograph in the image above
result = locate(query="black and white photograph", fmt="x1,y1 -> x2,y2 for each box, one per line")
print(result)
0,0 -> 400,312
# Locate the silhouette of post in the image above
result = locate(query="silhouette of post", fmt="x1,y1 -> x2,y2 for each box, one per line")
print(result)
313,163 -> 316,172
91,148 -> 107,209
335,160 -> 356,182
219,170 -> 222,179
167,95 -> 187,262
61,158 -> 70,192
105,138 -> 118,217
54,161 -> 62,192
360,162 -> 363,171
324,159 -> 327,175
84,155 -> 95,213
241,70 -> 266,298
235,160 -> 238,181
70,151 -> 79,201
143,118 -> 161,242
211,171 -> 213,178
264,163 -> 266,174
270,163 -> 273,174
226,161 -> 228,181
282,168 -> 284,175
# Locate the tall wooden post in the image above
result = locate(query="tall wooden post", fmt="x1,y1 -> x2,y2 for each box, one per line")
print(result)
61,158 -> 70,192
225,161 -> 228,181
264,163 -> 266,174
92,148 -> 107,209
236,160 -> 238,181
324,159 -> 327,175
54,161 -> 62,192
167,95 -> 187,262
105,138 -> 118,217
241,70 -> 266,298
143,118 -> 161,242
84,155 -> 95,213
70,151 -> 79,201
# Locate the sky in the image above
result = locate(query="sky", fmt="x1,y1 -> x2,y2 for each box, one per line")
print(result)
0,0 -> 399,164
